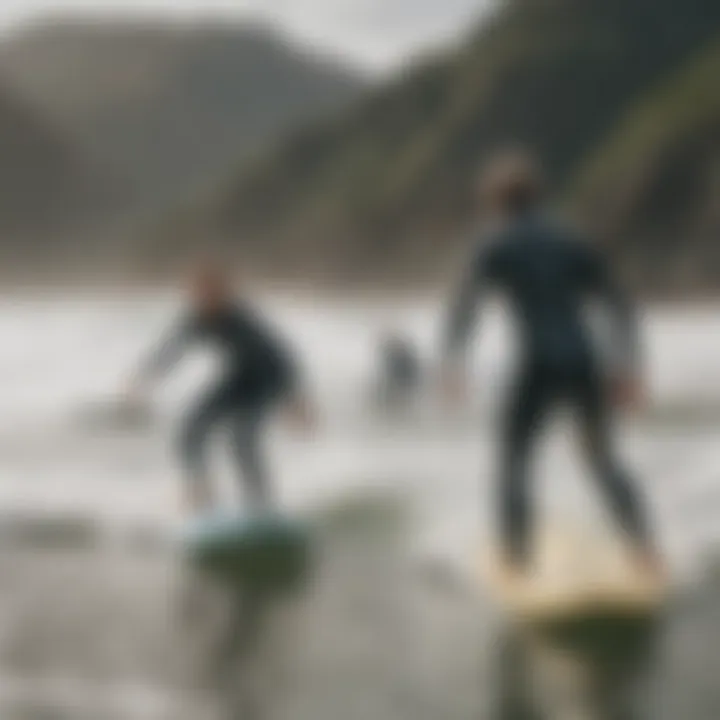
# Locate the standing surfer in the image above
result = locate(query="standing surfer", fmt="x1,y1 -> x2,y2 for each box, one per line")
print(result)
128,261 -> 313,515
441,149 -> 663,581
376,330 -> 422,410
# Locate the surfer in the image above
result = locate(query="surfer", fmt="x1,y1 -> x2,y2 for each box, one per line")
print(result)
376,331 -> 421,409
128,261 -> 312,514
441,149 -> 663,581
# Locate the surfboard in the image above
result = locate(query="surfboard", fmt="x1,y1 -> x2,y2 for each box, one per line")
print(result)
182,512 -> 312,591
479,523 -> 669,627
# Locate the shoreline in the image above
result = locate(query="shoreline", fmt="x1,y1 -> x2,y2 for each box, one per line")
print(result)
1,272 -> 720,309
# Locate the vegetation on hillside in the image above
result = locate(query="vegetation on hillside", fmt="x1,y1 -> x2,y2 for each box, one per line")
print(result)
167,0 -> 719,289
572,37 -> 720,292
0,1 -> 717,292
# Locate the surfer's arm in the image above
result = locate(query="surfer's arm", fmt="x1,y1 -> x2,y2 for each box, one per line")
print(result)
241,308 -> 315,431
237,306 -> 298,398
268,336 -> 301,403
443,240 -> 498,364
274,346 -> 317,433
135,316 -> 194,387
584,246 -> 641,376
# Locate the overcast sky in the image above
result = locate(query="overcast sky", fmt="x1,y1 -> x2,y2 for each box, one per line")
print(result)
0,0 -> 494,73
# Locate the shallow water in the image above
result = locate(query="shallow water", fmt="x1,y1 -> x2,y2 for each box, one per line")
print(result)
0,293 -> 719,718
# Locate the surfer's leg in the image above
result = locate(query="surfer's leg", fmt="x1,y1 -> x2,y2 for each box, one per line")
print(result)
229,408 -> 271,510
500,367 -> 548,568
178,383 -> 234,510
576,369 -> 654,553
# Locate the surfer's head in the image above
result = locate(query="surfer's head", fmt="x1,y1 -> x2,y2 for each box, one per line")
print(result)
381,329 -> 406,355
477,148 -> 545,218
186,257 -> 233,314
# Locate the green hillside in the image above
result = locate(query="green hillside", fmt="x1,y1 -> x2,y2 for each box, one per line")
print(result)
572,37 -> 720,293
169,0 -> 720,288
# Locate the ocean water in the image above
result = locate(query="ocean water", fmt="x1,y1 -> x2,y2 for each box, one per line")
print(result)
0,291 -> 719,719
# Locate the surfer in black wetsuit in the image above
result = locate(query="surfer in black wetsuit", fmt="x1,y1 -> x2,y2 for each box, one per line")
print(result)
377,331 -> 421,409
129,262 -> 312,514
441,150 -> 663,579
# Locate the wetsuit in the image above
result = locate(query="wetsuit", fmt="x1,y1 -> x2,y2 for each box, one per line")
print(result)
140,302 -> 297,507
444,213 -> 652,565
381,337 -> 421,402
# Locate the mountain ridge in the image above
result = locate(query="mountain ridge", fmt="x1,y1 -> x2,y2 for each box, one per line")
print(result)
0,17 -> 367,210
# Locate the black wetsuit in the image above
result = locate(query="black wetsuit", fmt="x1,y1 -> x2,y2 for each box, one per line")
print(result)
444,213 -> 652,565
381,337 -> 421,400
141,302 -> 297,506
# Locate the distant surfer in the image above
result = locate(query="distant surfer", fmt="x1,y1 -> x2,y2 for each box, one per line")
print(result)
128,261 -> 313,515
375,330 -> 422,410
441,149 -> 663,582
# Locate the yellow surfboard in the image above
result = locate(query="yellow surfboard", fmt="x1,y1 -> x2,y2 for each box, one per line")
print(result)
479,523 -> 668,626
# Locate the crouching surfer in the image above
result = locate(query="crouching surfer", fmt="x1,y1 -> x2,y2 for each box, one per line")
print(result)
128,261 -> 314,516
